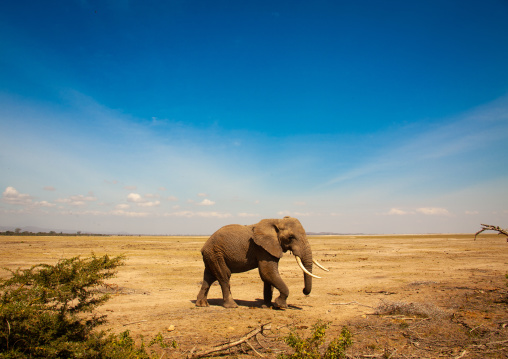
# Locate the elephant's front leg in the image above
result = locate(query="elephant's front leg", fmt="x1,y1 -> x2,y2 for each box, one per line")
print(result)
263,281 -> 274,308
258,260 -> 289,309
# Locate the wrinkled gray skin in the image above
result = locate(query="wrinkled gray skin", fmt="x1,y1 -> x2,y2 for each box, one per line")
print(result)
196,216 -> 314,309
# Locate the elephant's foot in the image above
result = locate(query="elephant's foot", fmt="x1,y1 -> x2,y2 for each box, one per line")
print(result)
274,296 -> 288,309
262,300 -> 272,309
195,298 -> 209,307
223,298 -> 238,308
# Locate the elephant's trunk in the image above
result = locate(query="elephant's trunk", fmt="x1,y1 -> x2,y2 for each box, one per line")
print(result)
295,245 -> 314,295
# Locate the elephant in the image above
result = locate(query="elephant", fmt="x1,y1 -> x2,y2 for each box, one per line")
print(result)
195,216 -> 328,309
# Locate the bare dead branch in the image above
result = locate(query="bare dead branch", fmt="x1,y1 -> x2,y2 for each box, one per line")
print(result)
245,340 -> 266,358
484,339 -> 508,346
474,224 -> 508,241
187,323 -> 272,359
254,334 -> 268,350
382,316 -> 431,321
365,290 -> 396,295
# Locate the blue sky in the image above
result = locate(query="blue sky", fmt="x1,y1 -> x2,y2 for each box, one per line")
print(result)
1,0 -> 507,235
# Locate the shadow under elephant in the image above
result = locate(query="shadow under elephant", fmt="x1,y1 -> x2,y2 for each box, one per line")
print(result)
190,298 -> 304,310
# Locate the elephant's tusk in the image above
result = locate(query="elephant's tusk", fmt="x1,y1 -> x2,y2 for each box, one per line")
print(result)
295,256 -> 321,279
313,259 -> 329,272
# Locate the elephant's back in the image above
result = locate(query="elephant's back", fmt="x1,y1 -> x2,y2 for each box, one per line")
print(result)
201,224 -> 257,272
202,224 -> 248,247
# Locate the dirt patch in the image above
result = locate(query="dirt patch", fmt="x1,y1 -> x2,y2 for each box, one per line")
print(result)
1,233 -> 508,358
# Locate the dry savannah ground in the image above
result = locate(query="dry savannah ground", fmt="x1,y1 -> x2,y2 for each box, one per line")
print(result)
2,232 -> 508,358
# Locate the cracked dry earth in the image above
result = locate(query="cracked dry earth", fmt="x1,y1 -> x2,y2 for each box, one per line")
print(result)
2,233 -> 508,358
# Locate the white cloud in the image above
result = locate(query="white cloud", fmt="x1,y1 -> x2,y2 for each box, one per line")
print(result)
124,185 -> 137,190
293,212 -> 312,217
43,186 -> 56,191
2,187 -> 32,205
416,207 -> 451,216
52,208 -> 152,218
197,199 -> 215,206
277,211 -> 312,217
127,193 -> 144,203
238,212 -> 260,217
72,194 -> 97,202
110,209 -> 150,217
277,210 -> 291,217
164,211 -> 231,218
197,211 -> 230,218
55,194 -> 97,206
167,195 -> 178,201
55,198 -> 71,204
35,201 -> 56,207
294,201 -> 306,206
0,208 -> 26,215
166,210 -> 194,217
385,208 -> 414,216
137,200 -> 160,207
126,193 -> 160,207
465,210 -> 479,215
377,207 -> 450,216
116,204 -> 130,209
198,193 -> 208,197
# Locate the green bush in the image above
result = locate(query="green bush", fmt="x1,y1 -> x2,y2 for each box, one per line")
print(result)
279,320 -> 352,359
324,327 -> 353,359
0,254 -> 157,358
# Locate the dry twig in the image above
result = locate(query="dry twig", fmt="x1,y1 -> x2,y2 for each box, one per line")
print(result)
122,320 -> 147,326
188,323 -> 272,359
474,224 -> 508,241
365,290 -> 396,295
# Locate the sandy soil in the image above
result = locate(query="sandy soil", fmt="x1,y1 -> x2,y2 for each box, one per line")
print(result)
1,233 -> 508,358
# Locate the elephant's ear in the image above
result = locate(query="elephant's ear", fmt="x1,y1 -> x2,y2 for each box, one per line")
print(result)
252,219 -> 283,258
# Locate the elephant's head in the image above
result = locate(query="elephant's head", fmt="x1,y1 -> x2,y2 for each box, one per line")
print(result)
252,216 -> 328,295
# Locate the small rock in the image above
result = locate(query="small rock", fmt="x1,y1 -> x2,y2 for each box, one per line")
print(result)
167,325 -> 175,332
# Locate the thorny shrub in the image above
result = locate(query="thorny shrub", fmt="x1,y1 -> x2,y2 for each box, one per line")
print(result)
0,254 -> 168,358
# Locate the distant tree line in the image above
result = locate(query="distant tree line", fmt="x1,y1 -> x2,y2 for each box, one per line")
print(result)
0,228 -> 109,236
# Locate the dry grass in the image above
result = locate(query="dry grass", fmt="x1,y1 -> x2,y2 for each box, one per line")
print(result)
1,233 -> 508,358
375,299 -> 449,319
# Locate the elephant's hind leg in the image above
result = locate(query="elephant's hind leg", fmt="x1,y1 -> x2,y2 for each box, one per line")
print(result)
219,282 -> 238,308
196,268 -> 215,307
210,256 -> 238,308
216,267 -> 238,308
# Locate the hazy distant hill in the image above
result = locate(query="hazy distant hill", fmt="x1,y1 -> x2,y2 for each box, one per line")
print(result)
0,226 -> 105,235
0,226 -> 364,237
